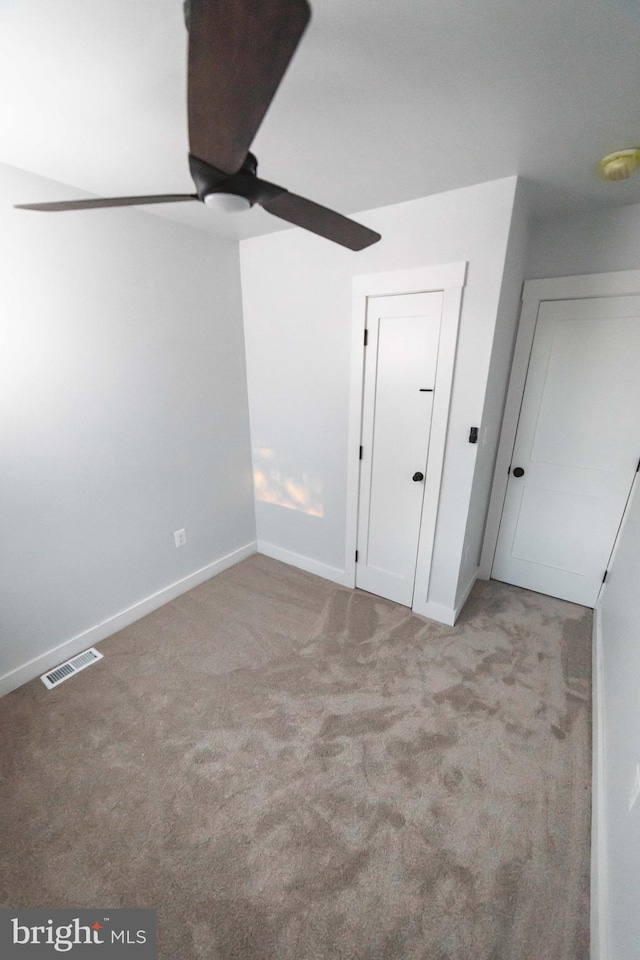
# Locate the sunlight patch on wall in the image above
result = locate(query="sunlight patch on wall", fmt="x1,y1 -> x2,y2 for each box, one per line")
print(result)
253,447 -> 323,518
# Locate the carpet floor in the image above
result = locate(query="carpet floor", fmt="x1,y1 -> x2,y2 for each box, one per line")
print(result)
0,554 -> 591,959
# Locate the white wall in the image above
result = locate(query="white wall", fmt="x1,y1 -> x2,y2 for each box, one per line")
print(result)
527,200 -> 640,959
240,176 -> 519,615
527,201 -> 640,279
0,163 -> 255,693
456,179 -> 529,605
598,481 -> 640,960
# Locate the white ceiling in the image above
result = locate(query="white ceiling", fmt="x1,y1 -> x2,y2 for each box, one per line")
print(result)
2,0 -> 640,240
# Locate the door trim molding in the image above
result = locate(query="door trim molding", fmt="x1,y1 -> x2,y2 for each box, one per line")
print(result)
345,262 -> 467,606
479,268 -> 640,580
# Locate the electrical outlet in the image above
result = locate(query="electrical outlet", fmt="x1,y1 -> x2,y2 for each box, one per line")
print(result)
174,528 -> 187,548
629,764 -> 640,813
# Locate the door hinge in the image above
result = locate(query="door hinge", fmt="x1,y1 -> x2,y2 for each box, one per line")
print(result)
355,550 -> 359,563
602,570 -> 608,584
359,445 -> 363,460
363,329 -> 368,346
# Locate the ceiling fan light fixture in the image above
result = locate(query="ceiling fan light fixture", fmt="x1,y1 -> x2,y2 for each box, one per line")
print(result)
203,192 -> 251,214
597,148 -> 640,182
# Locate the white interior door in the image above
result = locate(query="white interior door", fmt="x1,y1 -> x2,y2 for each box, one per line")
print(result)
493,294 -> 640,606
356,291 -> 443,606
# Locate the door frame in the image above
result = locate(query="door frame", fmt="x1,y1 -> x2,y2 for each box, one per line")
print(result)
344,262 -> 467,608
480,268 -> 640,581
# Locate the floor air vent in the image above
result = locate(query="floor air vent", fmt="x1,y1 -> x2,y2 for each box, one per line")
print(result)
41,647 -> 103,690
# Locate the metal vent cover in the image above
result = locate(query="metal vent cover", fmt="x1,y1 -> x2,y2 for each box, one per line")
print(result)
41,647 -> 103,689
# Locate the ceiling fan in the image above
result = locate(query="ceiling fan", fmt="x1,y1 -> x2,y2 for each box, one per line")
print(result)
15,0 -> 381,251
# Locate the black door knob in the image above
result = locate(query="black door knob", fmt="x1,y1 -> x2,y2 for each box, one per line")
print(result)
412,472 -> 424,482
512,467 -> 525,478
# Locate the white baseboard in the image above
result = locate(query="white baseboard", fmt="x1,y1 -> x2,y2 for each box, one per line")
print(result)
257,540 -> 350,587
454,568 -> 480,621
591,602 -> 609,960
413,568 -> 479,626
0,540 -> 257,698
414,600 -> 457,626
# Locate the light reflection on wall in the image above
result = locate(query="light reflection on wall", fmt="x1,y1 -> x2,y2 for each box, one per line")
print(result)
253,446 -> 323,518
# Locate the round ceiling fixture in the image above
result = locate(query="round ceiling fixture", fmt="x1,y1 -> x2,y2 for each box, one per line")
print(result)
203,192 -> 251,214
597,148 -> 640,182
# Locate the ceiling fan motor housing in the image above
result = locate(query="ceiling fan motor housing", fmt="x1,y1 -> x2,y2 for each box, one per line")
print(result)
188,153 -> 284,207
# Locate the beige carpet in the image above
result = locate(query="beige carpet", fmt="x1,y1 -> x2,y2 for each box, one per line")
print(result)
0,554 -> 591,959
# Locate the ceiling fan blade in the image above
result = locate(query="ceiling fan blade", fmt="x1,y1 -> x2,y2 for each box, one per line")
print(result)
187,0 -> 311,175
260,190 -> 381,251
14,195 -> 198,212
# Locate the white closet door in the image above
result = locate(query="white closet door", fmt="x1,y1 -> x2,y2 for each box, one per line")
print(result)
493,294 -> 640,606
356,291 -> 443,606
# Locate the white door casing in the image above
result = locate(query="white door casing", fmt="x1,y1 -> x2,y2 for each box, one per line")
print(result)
356,292 -> 442,606
488,281 -> 640,607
